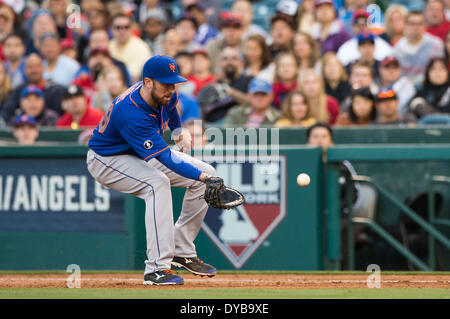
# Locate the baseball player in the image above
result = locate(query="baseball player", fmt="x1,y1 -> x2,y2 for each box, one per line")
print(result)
86,55 -> 220,285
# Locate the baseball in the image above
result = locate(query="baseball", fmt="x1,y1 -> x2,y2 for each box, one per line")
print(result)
297,173 -> 310,187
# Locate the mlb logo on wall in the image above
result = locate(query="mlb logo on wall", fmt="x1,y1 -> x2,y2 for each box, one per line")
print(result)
202,157 -> 286,269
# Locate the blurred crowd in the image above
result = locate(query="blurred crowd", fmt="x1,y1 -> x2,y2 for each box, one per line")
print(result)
0,0 -> 449,145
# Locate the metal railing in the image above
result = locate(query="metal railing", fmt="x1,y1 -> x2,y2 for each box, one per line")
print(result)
345,175 -> 450,271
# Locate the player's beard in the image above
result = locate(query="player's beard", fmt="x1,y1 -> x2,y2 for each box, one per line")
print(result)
151,89 -> 171,106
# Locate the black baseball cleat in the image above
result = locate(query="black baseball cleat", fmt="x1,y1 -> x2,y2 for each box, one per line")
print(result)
143,269 -> 184,285
171,256 -> 217,277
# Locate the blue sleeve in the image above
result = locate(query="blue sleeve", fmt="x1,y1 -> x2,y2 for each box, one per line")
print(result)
157,150 -> 202,181
120,119 -> 170,161
168,93 -> 182,131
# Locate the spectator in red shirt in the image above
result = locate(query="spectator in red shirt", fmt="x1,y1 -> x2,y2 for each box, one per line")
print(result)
188,49 -> 216,96
425,0 -> 450,42
272,51 -> 298,109
298,68 -> 340,125
56,84 -> 104,129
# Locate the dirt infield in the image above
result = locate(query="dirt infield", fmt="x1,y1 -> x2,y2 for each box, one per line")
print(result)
0,273 -> 449,289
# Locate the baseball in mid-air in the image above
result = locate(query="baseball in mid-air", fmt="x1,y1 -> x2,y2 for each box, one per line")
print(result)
297,173 -> 311,187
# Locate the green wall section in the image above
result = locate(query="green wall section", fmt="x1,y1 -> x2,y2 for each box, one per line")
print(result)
0,233 -> 131,270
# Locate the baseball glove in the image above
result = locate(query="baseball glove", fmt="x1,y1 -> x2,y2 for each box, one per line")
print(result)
204,176 -> 245,210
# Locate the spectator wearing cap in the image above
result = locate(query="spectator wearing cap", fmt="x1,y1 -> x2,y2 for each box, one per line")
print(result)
142,7 -> 168,56
187,49 -> 216,96
231,0 -> 269,42
394,11 -> 444,86
376,56 -> 416,115
373,87 -> 416,125
336,10 -> 393,67
174,13 -> 203,53
206,12 -> 245,75
424,0 -> 450,42
3,33 -> 26,89
12,115 -> 39,145
60,38 -> 78,60
109,14 -> 152,83
56,84 -> 104,129
337,0 -> 385,34
379,4 -> 409,46
16,85 -> 59,126
269,14 -> 296,58
345,32 -> 381,80
1,53 -> 66,123
186,2 -> 219,46
224,78 -> 280,128
311,0 -> 352,54
37,32 -> 80,87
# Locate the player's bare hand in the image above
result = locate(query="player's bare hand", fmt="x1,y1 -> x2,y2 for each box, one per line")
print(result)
173,128 -> 192,153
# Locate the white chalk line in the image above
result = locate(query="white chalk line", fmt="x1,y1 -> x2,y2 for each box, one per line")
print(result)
0,278 -> 447,284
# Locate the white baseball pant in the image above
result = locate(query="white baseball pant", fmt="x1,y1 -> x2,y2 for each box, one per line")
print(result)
86,148 -> 215,275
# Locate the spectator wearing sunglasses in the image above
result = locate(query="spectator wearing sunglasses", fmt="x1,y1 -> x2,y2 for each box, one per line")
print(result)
108,13 -> 152,83
373,87 -> 416,125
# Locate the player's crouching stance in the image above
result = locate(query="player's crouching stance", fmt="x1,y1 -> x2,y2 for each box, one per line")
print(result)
86,55 -> 218,285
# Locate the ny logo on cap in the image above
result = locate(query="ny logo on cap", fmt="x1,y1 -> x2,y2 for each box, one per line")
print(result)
169,63 -> 176,72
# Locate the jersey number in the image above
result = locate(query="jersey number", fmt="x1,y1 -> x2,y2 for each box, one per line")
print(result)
98,104 -> 113,134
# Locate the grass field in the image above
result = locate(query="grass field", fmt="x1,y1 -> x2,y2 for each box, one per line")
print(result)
1,288 -> 449,299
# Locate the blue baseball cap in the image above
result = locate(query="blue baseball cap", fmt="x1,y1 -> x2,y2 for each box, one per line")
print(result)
248,78 -> 272,94
357,32 -> 375,45
13,115 -> 37,127
142,55 -> 187,84
20,85 -> 44,99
